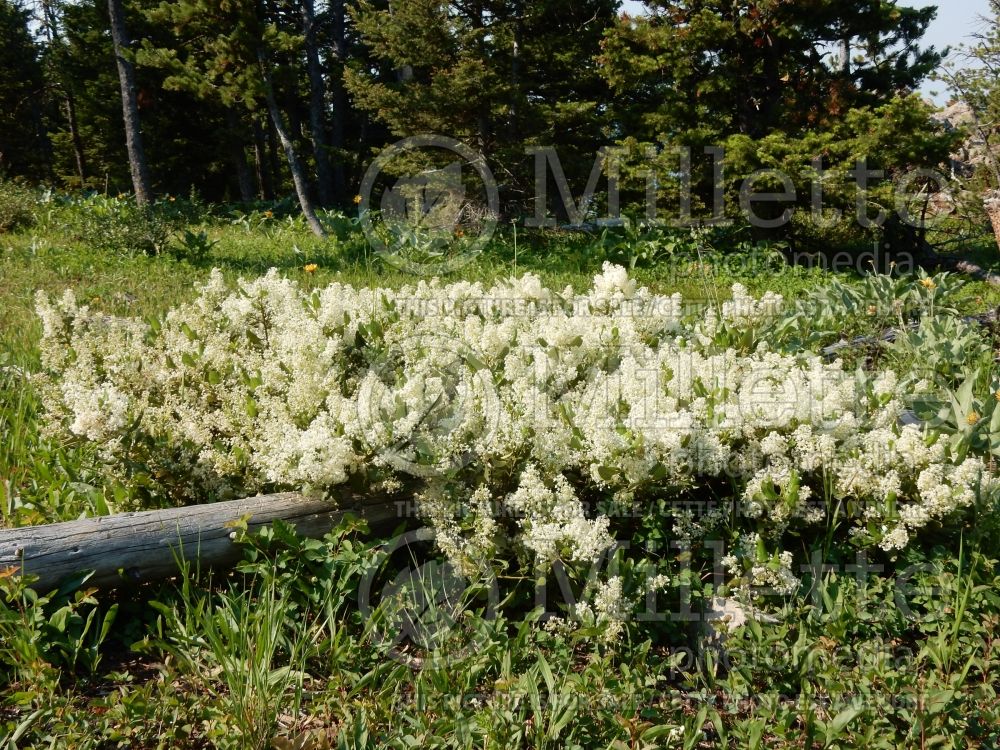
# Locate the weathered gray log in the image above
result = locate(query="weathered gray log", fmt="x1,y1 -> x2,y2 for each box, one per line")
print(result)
0,492 -> 409,591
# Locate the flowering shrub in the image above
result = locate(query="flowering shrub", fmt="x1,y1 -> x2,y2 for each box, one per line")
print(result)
35,265 -> 994,636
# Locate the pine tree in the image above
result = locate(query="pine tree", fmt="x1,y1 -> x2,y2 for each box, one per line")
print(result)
943,0 -> 1000,242
35,0 -> 236,197
42,0 -> 133,191
137,0 -> 327,235
946,0 -> 1000,193
302,0 -> 334,206
38,0 -> 88,187
600,0 -> 943,141
346,0 -> 619,210
598,0 -> 955,247
346,0 -> 507,150
0,0 -> 49,178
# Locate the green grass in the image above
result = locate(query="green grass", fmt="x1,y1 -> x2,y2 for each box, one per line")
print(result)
3,203 -> 1000,749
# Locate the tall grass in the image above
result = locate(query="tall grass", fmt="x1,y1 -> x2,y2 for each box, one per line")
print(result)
147,560 -> 315,748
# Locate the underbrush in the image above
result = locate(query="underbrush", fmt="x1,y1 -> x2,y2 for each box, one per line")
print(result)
0,181 -> 38,235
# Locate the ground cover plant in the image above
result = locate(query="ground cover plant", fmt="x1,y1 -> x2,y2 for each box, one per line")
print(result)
1,184 -> 1000,748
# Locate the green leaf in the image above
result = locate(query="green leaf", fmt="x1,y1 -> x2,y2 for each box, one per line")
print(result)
51,569 -> 96,600
641,724 -> 681,741
824,704 -> 863,746
536,652 -> 555,693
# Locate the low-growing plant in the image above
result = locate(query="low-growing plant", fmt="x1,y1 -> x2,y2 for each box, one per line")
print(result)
6,192 -> 1000,749
61,194 -> 181,256
170,228 -> 219,264
599,218 -> 700,270
143,562 -> 312,748
0,180 -> 37,234
888,315 -> 992,382
760,269 -> 964,356
911,367 -> 1000,462
0,569 -> 118,681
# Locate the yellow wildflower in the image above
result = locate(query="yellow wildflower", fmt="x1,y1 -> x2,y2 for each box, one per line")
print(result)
304,263 -> 318,274
353,195 -> 363,205
967,411 -> 980,425
920,278 -> 936,290
264,210 -> 274,218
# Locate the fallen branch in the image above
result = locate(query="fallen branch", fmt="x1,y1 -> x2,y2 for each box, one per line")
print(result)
0,492 -> 409,591
909,230 -> 1000,285
821,309 -> 1000,360
935,256 -> 1000,287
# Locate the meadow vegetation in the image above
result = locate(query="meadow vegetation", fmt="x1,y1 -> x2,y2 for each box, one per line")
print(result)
2,186 -> 1000,748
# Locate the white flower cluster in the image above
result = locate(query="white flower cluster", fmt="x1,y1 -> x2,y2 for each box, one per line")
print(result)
35,265 -> 994,634
504,465 -> 613,565
722,533 -> 800,597
720,283 -> 784,328
574,576 -> 630,641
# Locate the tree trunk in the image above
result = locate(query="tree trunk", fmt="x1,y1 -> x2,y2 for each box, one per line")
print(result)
225,107 -> 255,203
41,0 -> 87,187
259,51 -> 327,237
30,97 -> 55,183
64,91 -> 87,186
329,0 -> 348,202
252,116 -> 273,200
471,1 -> 490,151
0,492 -> 406,591
266,114 -> 282,195
838,38 -> 850,74
509,0 -> 521,140
987,194 -> 1000,252
302,0 -> 334,206
107,0 -> 153,205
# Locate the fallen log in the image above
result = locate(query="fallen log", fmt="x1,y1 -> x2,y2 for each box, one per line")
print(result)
0,492 -> 409,591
